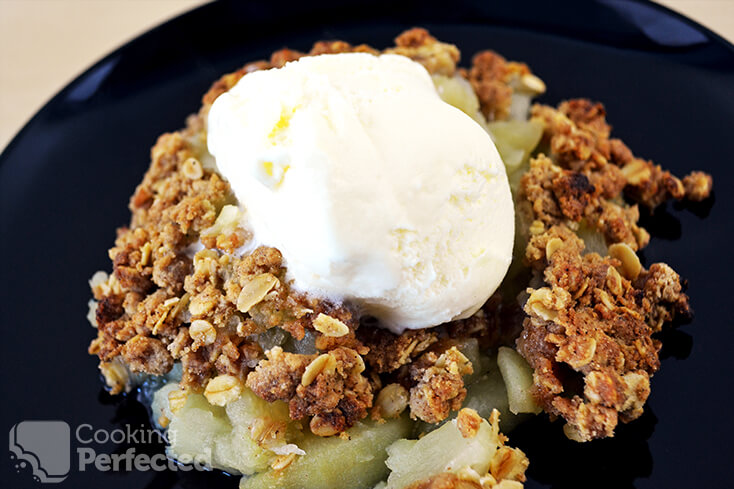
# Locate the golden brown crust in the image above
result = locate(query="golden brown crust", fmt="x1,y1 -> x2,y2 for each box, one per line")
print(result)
637,263 -> 692,331
466,51 -> 514,122
456,407 -> 482,438
246,346 -> 372,436
359,327 -> 439,374
517,98 -> 707,440
559,99 -> 611,139
517,225 -> 690,441
465,50 -> 540,122
531,99 -> 712,210
121,335 -> 174,375
385,28 -> 460,77
408,347 -> 473,423
520,154 -> 648,251
682,171 -> 714,201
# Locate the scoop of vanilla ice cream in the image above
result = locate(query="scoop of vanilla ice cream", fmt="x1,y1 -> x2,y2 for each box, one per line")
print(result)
207,53 -> 514,333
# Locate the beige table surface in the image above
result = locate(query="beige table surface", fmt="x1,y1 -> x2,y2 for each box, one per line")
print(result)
1,0 -> 732,152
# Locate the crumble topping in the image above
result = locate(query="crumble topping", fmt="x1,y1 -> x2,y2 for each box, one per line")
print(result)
464,50 -> 540,122
385,28 -> 460,77
530,99 -> 710,211
517,226 -> 690,440
408,347 -> 473,424
520,153 -> 649,250
88,28 -> 711,448
515,98 -> 708,441
245,346 -> 373,437
359,328 -> 440,374
682,171 -> 713,202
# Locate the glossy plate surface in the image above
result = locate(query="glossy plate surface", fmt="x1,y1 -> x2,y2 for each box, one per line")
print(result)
1,1 -> 732,488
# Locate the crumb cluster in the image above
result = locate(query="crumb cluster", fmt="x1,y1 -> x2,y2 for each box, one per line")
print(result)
516,100 -> 710,440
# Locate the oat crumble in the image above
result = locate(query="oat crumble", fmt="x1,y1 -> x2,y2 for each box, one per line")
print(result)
88,28 -> 712,475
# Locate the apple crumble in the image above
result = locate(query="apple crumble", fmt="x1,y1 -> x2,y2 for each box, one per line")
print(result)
87,28 -> 712,488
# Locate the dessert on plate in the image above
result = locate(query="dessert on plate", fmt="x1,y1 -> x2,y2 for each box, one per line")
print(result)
87,28 -> 712,488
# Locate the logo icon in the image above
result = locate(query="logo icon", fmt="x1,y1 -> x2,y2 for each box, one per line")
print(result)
9,421 -> 70,483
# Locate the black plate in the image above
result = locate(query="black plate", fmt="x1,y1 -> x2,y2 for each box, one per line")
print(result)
2,1 -> 733,488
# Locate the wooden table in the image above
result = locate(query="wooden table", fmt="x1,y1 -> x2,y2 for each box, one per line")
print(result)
1,0 -> 731,151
